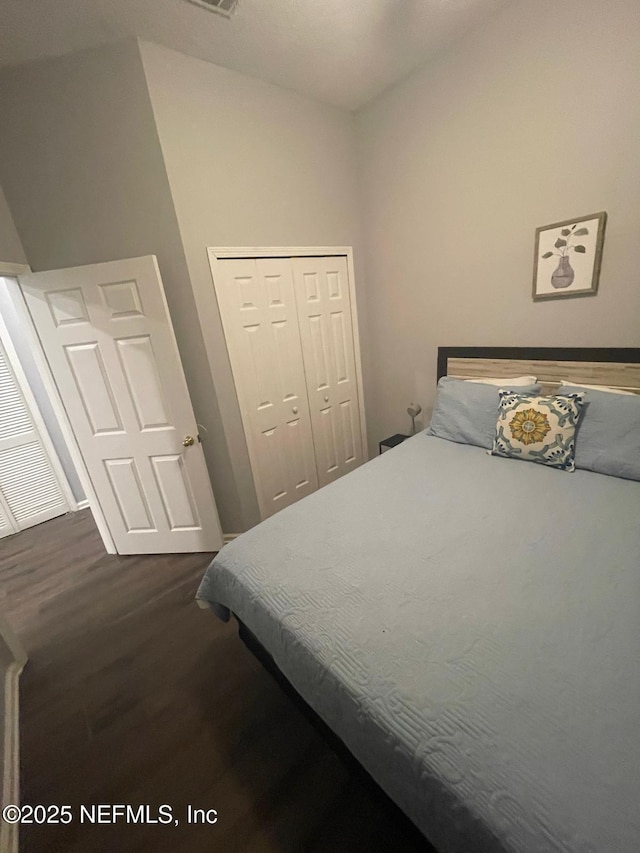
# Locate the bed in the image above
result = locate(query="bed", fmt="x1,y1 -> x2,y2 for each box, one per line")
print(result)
197,347 -> 640,853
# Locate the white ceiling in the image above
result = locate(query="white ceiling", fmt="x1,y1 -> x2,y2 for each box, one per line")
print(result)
0,0 -> 512,110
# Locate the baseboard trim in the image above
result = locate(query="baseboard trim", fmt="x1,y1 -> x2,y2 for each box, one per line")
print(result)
223,533 -> 240,544
76,499 -> 90,510
0,619 -> 27,853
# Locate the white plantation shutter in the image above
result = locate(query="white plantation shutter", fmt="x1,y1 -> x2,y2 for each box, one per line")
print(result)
0,337 -> 69,536
0,351 -> 32,436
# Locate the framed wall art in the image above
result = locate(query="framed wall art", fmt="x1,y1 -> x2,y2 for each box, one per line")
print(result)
532,211 -> 607,301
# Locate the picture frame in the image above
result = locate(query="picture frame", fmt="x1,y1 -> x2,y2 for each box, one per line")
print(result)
532,211 -> 607,301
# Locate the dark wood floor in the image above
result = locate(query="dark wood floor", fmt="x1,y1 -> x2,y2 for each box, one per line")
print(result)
0,510 -> 428,852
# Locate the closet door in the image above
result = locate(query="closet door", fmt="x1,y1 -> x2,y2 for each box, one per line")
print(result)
216,258 -> 318,518
0,333 -> 70,536
292,257 -> 364,487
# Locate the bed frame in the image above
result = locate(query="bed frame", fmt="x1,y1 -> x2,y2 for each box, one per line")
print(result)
237,345 -> 640,848
437,346 -> 640,393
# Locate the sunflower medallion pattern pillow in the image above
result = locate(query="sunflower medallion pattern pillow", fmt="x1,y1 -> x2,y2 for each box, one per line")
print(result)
491,391 -> 585,471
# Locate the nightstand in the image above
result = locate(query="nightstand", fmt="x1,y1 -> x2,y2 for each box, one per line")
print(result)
379,433 -> 410,454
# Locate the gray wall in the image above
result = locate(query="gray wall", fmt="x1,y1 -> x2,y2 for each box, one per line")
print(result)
356,0 -> 640,442
139,41 -> 367,531
0,184 -> 26,265
0,40 -> 236,530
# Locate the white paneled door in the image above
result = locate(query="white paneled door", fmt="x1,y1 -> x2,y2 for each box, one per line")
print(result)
216,258 -> 318,518
213,251 -> 365,519
292,256 -> 363,487
20,256 -> 223,554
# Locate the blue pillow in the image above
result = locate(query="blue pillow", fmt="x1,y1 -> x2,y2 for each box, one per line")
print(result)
559,384 -> 640,481
427,377 -> 541,450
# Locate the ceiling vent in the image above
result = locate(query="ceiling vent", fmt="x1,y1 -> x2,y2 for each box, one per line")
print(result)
186,0 -> 239,17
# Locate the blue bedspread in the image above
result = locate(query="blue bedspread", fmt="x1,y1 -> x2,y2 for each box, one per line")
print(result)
197,434 -> 640,853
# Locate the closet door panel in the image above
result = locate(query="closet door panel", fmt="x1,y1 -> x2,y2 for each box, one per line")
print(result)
0,335 -> 69,532
292,256 -> 363,486
255,425 -> 289,514
216,258 -> 318,518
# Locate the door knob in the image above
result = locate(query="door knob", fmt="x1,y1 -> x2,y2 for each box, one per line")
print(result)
292,406 -> 298,414
182,435 -> 195,447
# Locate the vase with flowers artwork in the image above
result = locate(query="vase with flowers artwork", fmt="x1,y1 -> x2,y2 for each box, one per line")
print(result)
532,212 -> 606,301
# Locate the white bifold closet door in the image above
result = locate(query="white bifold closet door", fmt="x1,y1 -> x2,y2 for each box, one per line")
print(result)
0,329 -> 70,537
215,258 -> 319,517
291,256 -> 364,487
215,255 -> 364,519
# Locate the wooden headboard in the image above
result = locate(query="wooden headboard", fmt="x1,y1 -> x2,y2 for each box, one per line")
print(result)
437,347 -> 640,395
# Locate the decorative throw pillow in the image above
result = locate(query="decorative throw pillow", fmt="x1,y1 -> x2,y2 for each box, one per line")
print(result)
491,391 -> 585,471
